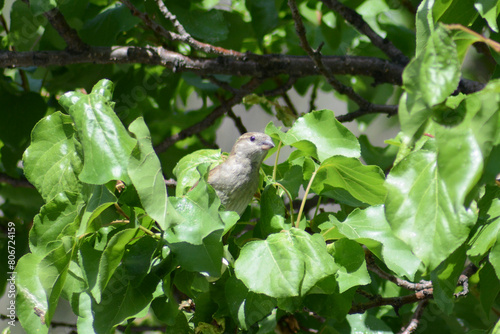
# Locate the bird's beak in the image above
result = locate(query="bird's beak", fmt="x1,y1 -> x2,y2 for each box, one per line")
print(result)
261,139 -> 275,151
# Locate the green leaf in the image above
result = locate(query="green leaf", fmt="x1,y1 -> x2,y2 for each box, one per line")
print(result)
128,117 -> 168,229
16,253 -> 48,333
475,0 -> 500,32
346,313 -> 393,333
397,92 -> 432,149
168,5 -> 229,43
431,245 -> 466,313
330,239 -> 371,293
37,236 -> 75,324
415,0 -> 435,56
30,191 -> 82,256
468,189 -> 500,259
79,184 -> 117,235
303,288 -> 356,321
59,79 -> 137,185
91,228 -> 139,303
266,109 -> 360,162
234,228 -> 338,298
245,0 -> 279,40
8,1 -> 45,51
173,149 -> 223,196
29,0 -> 57,15
259,184 -> 287,236
79,3 -> 140,46
490,240 -> 500,279
329,206 -> 421,279
479,262 -> 500,315
23,112 -> 83,202
359,135 -> 397,171
310,156 -> 387,206
403,24 -> 460,107
385,150 -> 474,270
225,277 -> 277,330
164,172 -> 235,276
435,120 -> 483,209
92,269 -> 160,333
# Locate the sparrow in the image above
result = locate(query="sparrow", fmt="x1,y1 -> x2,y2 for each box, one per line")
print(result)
207,132 -> 275,215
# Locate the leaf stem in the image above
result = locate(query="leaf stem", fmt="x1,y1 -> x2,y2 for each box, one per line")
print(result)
274,182 -> 294,223
313,195 -> 322,220
139,225 -> 161,240
296,168 -> 318,228
272,140 -> 283,181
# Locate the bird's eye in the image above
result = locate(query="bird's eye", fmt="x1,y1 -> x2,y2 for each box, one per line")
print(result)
250,136 -> 256,142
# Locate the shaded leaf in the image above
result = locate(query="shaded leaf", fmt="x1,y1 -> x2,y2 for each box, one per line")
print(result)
128,117 -> 168,229
403,25 -> 460,106
330,239 -> 371,292
225,277 -> 277,330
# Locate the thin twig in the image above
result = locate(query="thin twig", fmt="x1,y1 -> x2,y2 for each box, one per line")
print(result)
165,178 -> 177,188
21,0 -> 87,52
319,0 -> 408,65
262,76 -> 298,97
288,0 -> 396,118
154,78 -> 261,152
0,173 -> 34,188
226,108 -> 248,135
399,300 -> 429,334
281,92 -> 299,118
120,0 -> 242,57
454,262 -> 478,297
336,104 -> 398,122
349,288 -> 433,314
366,252 -> 433,291
445,24 -> 500,53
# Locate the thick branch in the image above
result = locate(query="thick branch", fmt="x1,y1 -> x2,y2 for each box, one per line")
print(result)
0,47 -> 485,95
0,47 -> 407,85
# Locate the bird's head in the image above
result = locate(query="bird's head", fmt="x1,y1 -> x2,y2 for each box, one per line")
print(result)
229,132 -> 275,164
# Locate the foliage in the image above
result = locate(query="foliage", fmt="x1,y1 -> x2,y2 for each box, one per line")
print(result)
0,0 -> 500,333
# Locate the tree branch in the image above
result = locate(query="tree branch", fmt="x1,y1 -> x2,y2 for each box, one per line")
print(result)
349,288 -> 433,314
399,300 -> 429,334
120,0 -> 242,57
21,0 -> 87,52
319,0 -> 408,65
0,173 -> 34,188
288,0 -> 400,119
366,252 -> 433,291
0,47 -> 409,85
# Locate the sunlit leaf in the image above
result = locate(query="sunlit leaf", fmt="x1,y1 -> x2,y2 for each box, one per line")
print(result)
235,228 -> 338,298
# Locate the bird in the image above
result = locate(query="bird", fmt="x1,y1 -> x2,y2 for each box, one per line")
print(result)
207,132 -> 275,215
